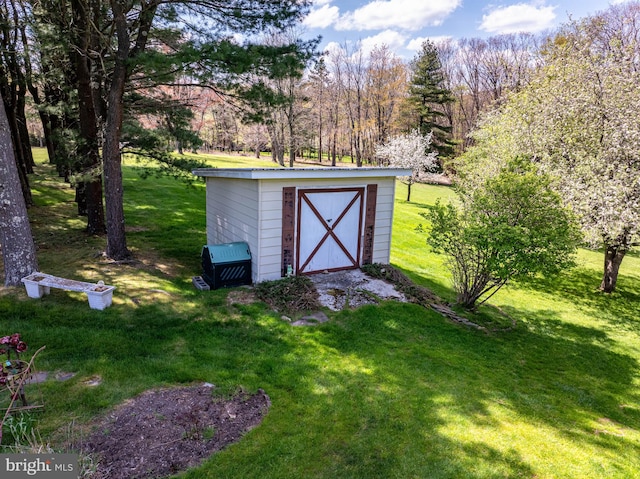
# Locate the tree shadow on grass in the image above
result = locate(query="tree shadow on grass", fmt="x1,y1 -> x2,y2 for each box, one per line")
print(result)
398,200 -> 437,210
253,311 -> 537,479
392,264 -> 457,304
3,273 -> 638,478
314,299 -> 639,478
515,264 -> 640,334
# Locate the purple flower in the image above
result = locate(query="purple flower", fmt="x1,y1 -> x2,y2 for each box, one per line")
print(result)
16,341 -> 27,353
9,334 -> 20,346
0,336 -> 9,345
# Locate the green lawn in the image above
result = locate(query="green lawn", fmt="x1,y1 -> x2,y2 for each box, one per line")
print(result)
1,149 -> 638,478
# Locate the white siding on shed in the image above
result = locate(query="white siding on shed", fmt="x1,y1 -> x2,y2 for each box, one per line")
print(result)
194,168 -> 409,283
205,178 -> 260,279
253,177 -> 398,282
370,177 -> 396,264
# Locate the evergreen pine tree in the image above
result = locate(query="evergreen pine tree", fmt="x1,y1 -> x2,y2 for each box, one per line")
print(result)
407,40 -> 455,161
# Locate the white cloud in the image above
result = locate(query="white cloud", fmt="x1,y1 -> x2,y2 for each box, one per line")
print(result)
480,3 -> 556,34
406,35 -> 453,52
335,0 -> 461,32
359,30 -> 407,56
304,3 -> 341,29
322,41 -> 345,57
321,31 -> 406,59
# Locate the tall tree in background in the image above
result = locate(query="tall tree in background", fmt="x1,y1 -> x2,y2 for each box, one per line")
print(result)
441,33 -> 539,154
307,57 -> 330,162
334,43 -> 368,167
27,0 -> 77,179
242,123 -> 269,158
11,0 -> 106,232
406,40 -> 455,163
367,45 -> 406,148
325,48 -> 349,165
100,0 -> 152,259
0,91 -> 38,286
259,28 -> 311,168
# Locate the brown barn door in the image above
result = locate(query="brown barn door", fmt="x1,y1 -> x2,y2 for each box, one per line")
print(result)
296,188 -> 364,274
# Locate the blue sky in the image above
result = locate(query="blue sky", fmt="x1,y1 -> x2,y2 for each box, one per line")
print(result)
301,0 -> 630,59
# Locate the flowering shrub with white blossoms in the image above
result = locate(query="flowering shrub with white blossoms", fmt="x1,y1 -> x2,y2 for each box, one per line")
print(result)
375,130 -> 438,201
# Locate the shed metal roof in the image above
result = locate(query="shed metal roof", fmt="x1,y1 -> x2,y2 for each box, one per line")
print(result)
192,167 -> 412,180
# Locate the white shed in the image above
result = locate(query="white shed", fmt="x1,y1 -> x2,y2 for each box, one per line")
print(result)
192,167 -> 411,283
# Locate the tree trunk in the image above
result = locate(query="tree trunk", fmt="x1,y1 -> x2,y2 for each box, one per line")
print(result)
15,86 -> 34,174
75,183 -> 88,215
72,0 -> 106,234
0,92 -> 38,286
1,91 -> 33,207
600,244 -> 626,293
103,1 -> 131,260
42,92 -> 65,167
38,110 -> 56,163
318,126 -> 323,163
267,122 -> 285,166
0,5 -> 33,206
331,131 -> 337,166
103,0 -> 157,259
406,182 -> 412,202
103,66 -> 129,259
288,138 -> 295,168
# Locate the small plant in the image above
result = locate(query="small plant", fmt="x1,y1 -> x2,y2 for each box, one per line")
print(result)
180,411 -> 207,441
1,413 -> 40,452
2,415 -> 99,478
202,426 -> 216,441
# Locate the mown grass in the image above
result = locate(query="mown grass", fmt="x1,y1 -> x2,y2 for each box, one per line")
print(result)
0,149 -> 638,478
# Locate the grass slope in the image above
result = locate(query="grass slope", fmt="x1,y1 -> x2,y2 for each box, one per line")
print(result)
0,149 -> 638,478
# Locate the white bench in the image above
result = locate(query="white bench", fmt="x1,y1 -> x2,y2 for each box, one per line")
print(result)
21,272 -> 116,310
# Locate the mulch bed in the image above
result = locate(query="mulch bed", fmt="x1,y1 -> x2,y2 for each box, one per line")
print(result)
79,384 -> 270,479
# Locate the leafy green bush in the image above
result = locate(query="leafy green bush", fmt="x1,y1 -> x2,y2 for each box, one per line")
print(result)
425,160 -> 582,309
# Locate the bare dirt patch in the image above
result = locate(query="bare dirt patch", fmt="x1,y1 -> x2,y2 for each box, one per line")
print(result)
226,288 -> 258,306
79,384 -> 270,479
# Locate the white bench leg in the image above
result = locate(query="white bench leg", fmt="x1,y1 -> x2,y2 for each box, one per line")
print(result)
86,290 -> 114,310
23,281 -> 48,298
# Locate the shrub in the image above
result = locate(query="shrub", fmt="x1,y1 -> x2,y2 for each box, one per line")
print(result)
424,160 -> 582,309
